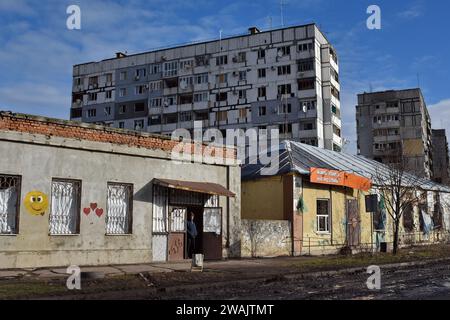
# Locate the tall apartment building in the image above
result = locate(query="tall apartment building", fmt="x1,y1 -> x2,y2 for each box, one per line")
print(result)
356,88 -> 433,178
71,24 -> 342,151
432,129 -> 450,184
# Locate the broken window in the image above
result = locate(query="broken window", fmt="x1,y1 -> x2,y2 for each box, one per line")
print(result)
49,179 -> 81,235
106,183 -> 133,235
278,65 -> 291,76
317,199 -> 330,233
0,175 -> 21,235
298,78 -> 315,91
258,87 -> 266,98
298,59 -> 314,72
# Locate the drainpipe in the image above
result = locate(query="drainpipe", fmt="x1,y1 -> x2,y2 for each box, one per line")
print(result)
226,166 -> 230,249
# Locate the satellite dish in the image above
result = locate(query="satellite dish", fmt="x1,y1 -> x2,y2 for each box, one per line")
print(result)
180,81 -> 187,90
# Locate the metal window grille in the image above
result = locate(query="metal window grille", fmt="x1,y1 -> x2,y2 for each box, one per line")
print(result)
49,179 -> 81,235
0,175 -> 21,235
106,183 -> 133,234
170,208 -> 186,232
153,185 -> 168,233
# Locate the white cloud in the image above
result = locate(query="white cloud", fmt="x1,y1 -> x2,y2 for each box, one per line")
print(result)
398,4 -> 423,19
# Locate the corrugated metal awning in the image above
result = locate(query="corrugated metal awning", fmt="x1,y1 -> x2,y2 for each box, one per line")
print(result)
153,178 -> 235,197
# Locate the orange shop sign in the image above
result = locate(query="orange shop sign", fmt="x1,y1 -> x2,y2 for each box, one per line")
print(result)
310,168 -> 372,192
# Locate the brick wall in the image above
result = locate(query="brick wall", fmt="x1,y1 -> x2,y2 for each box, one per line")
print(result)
0,112 -> 236,160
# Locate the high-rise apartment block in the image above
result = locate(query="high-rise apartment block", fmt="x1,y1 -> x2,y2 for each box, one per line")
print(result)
432,129 -> 450,184
71,24 -> 342,150
356,88 -> 433,178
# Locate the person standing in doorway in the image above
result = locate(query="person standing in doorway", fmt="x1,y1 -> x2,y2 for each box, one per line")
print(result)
186,212 -> 198,258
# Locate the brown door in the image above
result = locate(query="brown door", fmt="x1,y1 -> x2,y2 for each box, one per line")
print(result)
346,199 -> 361,247
202,208 -> 223,260
168,207 -> 186,261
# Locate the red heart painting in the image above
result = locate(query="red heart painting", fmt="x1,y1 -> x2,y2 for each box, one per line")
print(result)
90,203 -> 98,211
95,208 -> 104,217
83,208 -> 91,215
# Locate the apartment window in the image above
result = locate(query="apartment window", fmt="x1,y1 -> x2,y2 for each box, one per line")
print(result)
258,68 -> 266,78
216,55 -> 228,66
238,90 -> 247,100
75,78 -> 82,86
0,175 -> 21,235
179,111 -> 193,122
216,73 -> 228,84
88,93 -> 97,101
119,88 -> 127,97
149,115 -> 161,125
106,183 -> 133,235
119,105 -> 127,114
105,90 -> 113,99
118,122 -> 125,129
279,45 -> 291,56
104,106 -> 111,116
165,95 -> 176,106
195,111 -> 209,121
163,61 -> 178,77
239,108 -> 247,119
134,120 -> 144,130
331,86 -> 340,100
237,52 -> 246,63
87,109 -> 96,118
88,76 -> 98,86
134,103 -> 145,112
216,92 -> 227,102
279,123 -> 293,134
278,84 -> 292,95
106,73 -> 113,83
150,64 -> 161,74
194,92 -> 208,102
149,81 -> 162,92
217,111 -> 228,122
135,85 -> 145,95
238,71 -> 247,81
300,100 -> 316,112
278,103 -> 292,114
179,94 -> 193,105
151,98 -> 162,108
71,108 -> 82,118
49,179 -> 81,235
278,65 -> 291,76
387,101 -> 399,108
180,60 -> 194,70
298,78 -> 315,91
119,71 -> 127,81
317,199 -> 330,233
257,48 -> 266,59
258,87 -> 266,98
298,59 -> 315,72
330,68 -> 339,83
195,73 -> 208,84
330,48 -> 338,63
299,42 -> 313,52
303,122 -> 315,130
163,113 -> 178,124
258,106 -> 267,116
135,68 -> 146,78
195,55 -> 210,66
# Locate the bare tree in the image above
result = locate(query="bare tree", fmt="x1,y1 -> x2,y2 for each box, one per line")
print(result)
372,154 -> 425,255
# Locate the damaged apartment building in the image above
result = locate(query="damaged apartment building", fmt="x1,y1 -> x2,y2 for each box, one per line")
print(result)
0,112 -> 240,269
70,23 -> 342,151
356,88 -> 433,178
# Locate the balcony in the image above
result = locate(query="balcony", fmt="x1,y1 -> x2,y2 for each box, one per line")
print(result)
372,120 -> 400,129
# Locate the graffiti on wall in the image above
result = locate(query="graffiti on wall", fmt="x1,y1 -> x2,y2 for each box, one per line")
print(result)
83,203 -> 104,217
24,191 -> 49,216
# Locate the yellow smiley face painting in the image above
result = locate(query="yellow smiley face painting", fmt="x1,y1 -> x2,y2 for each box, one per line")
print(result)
24,191 -> 49,216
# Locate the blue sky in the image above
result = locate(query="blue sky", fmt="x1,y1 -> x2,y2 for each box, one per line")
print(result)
1,0 -> 449,153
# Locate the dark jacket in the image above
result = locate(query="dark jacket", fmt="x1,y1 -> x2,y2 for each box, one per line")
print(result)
187,220 -> 198,238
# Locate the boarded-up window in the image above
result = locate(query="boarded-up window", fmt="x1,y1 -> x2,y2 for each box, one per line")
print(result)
0,175 -> 21,235
106,183 -> 133,235
49,179 -> 81,235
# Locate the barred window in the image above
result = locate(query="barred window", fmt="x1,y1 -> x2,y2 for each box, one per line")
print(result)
49,179 -> 81,235
106,183 -> 133,235
0,175 -> 21,235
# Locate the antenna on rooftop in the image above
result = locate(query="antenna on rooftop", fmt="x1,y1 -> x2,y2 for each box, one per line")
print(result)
280,0 -> 286,27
